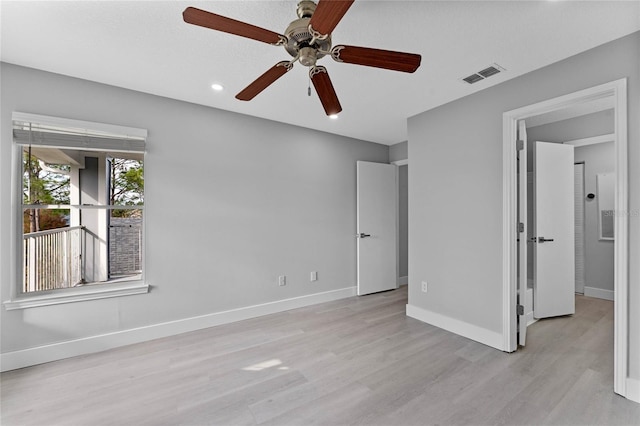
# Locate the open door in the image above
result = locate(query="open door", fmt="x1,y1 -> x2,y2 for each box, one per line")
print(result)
517,120 -> 528,346
533,141 -> 575,318
356,161 -> 397,296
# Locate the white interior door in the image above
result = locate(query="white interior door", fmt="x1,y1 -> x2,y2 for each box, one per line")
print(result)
357,161 -> 397,296
517,120 -> 528,346
533,141 -> 575,318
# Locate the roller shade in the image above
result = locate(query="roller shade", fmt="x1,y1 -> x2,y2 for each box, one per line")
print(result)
12,112 -> 146,153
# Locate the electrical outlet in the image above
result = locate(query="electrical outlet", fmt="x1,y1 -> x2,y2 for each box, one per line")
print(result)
310,271 -> 318,282
421,281 -> 428,293
279,275 -> 286,286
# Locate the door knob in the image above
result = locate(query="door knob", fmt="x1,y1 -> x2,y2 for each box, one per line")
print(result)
538,237 -> 555,243
357,233 -> 371,238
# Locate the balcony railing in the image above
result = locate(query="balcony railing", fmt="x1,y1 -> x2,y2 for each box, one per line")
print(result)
23,221 -> 143,293
23,226 -> 84,292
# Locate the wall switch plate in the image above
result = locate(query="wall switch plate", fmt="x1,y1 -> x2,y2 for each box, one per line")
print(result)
279,275 -> 286,286
310,271 -> 318,282
421,281 -> 428,293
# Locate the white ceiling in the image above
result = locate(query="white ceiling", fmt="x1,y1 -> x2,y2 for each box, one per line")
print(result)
2,1 -> 639,145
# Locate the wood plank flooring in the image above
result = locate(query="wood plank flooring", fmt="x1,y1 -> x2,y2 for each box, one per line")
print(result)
2,287 -> 639,425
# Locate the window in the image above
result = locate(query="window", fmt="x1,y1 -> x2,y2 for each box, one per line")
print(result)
5,113 -> 149,309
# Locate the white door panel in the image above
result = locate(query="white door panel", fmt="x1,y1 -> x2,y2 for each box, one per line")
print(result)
533,142 -> 575,318
357,161 -> 397,296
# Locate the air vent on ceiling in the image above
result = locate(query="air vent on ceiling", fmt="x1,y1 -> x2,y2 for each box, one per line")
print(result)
463,74 -> 484,84
478,65 -> 501,78
462,63 -> 505,84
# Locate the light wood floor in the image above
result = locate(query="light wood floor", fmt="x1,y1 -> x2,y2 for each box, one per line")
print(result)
2,287 -> 639,425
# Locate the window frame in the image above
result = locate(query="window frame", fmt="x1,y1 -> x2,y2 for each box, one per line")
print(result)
4,113 -> 149,310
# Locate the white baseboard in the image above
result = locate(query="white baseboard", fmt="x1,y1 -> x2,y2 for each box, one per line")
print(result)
405,304 -> 503,350
526,311 -> 538,327
398,276 -> 408,286
584,286 -> 615,301
626,378 -> 640,403
0,286 -> 356,372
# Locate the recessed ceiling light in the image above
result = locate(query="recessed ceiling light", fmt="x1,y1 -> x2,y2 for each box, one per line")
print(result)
211,83 -> 224,91
329,114 -> 339,120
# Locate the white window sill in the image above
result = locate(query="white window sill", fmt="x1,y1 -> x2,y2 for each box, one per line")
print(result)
3,281 -> 149,310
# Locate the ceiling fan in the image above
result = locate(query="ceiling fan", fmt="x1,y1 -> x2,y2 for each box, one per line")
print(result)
182,0 -> 421,116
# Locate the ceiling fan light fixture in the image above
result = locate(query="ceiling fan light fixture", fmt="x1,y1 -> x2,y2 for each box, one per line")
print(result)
183,0 -> 420,115
329,114 -> 339,119
299,46 -> 318,67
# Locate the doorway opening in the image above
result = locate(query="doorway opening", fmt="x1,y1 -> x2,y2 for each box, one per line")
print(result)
394,161 -> 408,287
519,112 -> 615,327
502,79 -> 628,398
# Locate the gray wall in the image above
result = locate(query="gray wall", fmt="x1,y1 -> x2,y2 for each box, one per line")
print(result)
407,31 -> 640,379
527,112 -> 615,294
389,141 -> 408,163
527,109 -> 614,143
0,63 -> 388,353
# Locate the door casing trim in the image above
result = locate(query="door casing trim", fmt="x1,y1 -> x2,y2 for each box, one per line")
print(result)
501,79 -> 628,397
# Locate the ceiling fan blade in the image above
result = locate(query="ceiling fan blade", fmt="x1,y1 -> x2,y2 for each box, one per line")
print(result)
310,66 -> 342,116
331,45 -> 421,73
236,61 -> 293,101
308,0 -> 354,37
183,7 -> 285,45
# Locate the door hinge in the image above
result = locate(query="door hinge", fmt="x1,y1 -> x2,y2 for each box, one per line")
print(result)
516,140 -> 524,151
518,222 -> 524,233
517,305 -> 525,315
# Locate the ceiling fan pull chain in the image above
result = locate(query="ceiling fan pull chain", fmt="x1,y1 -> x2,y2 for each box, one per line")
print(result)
308,76 -> 311,96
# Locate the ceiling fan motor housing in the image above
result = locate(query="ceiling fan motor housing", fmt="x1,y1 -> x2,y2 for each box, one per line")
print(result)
284,1 -> 331,66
